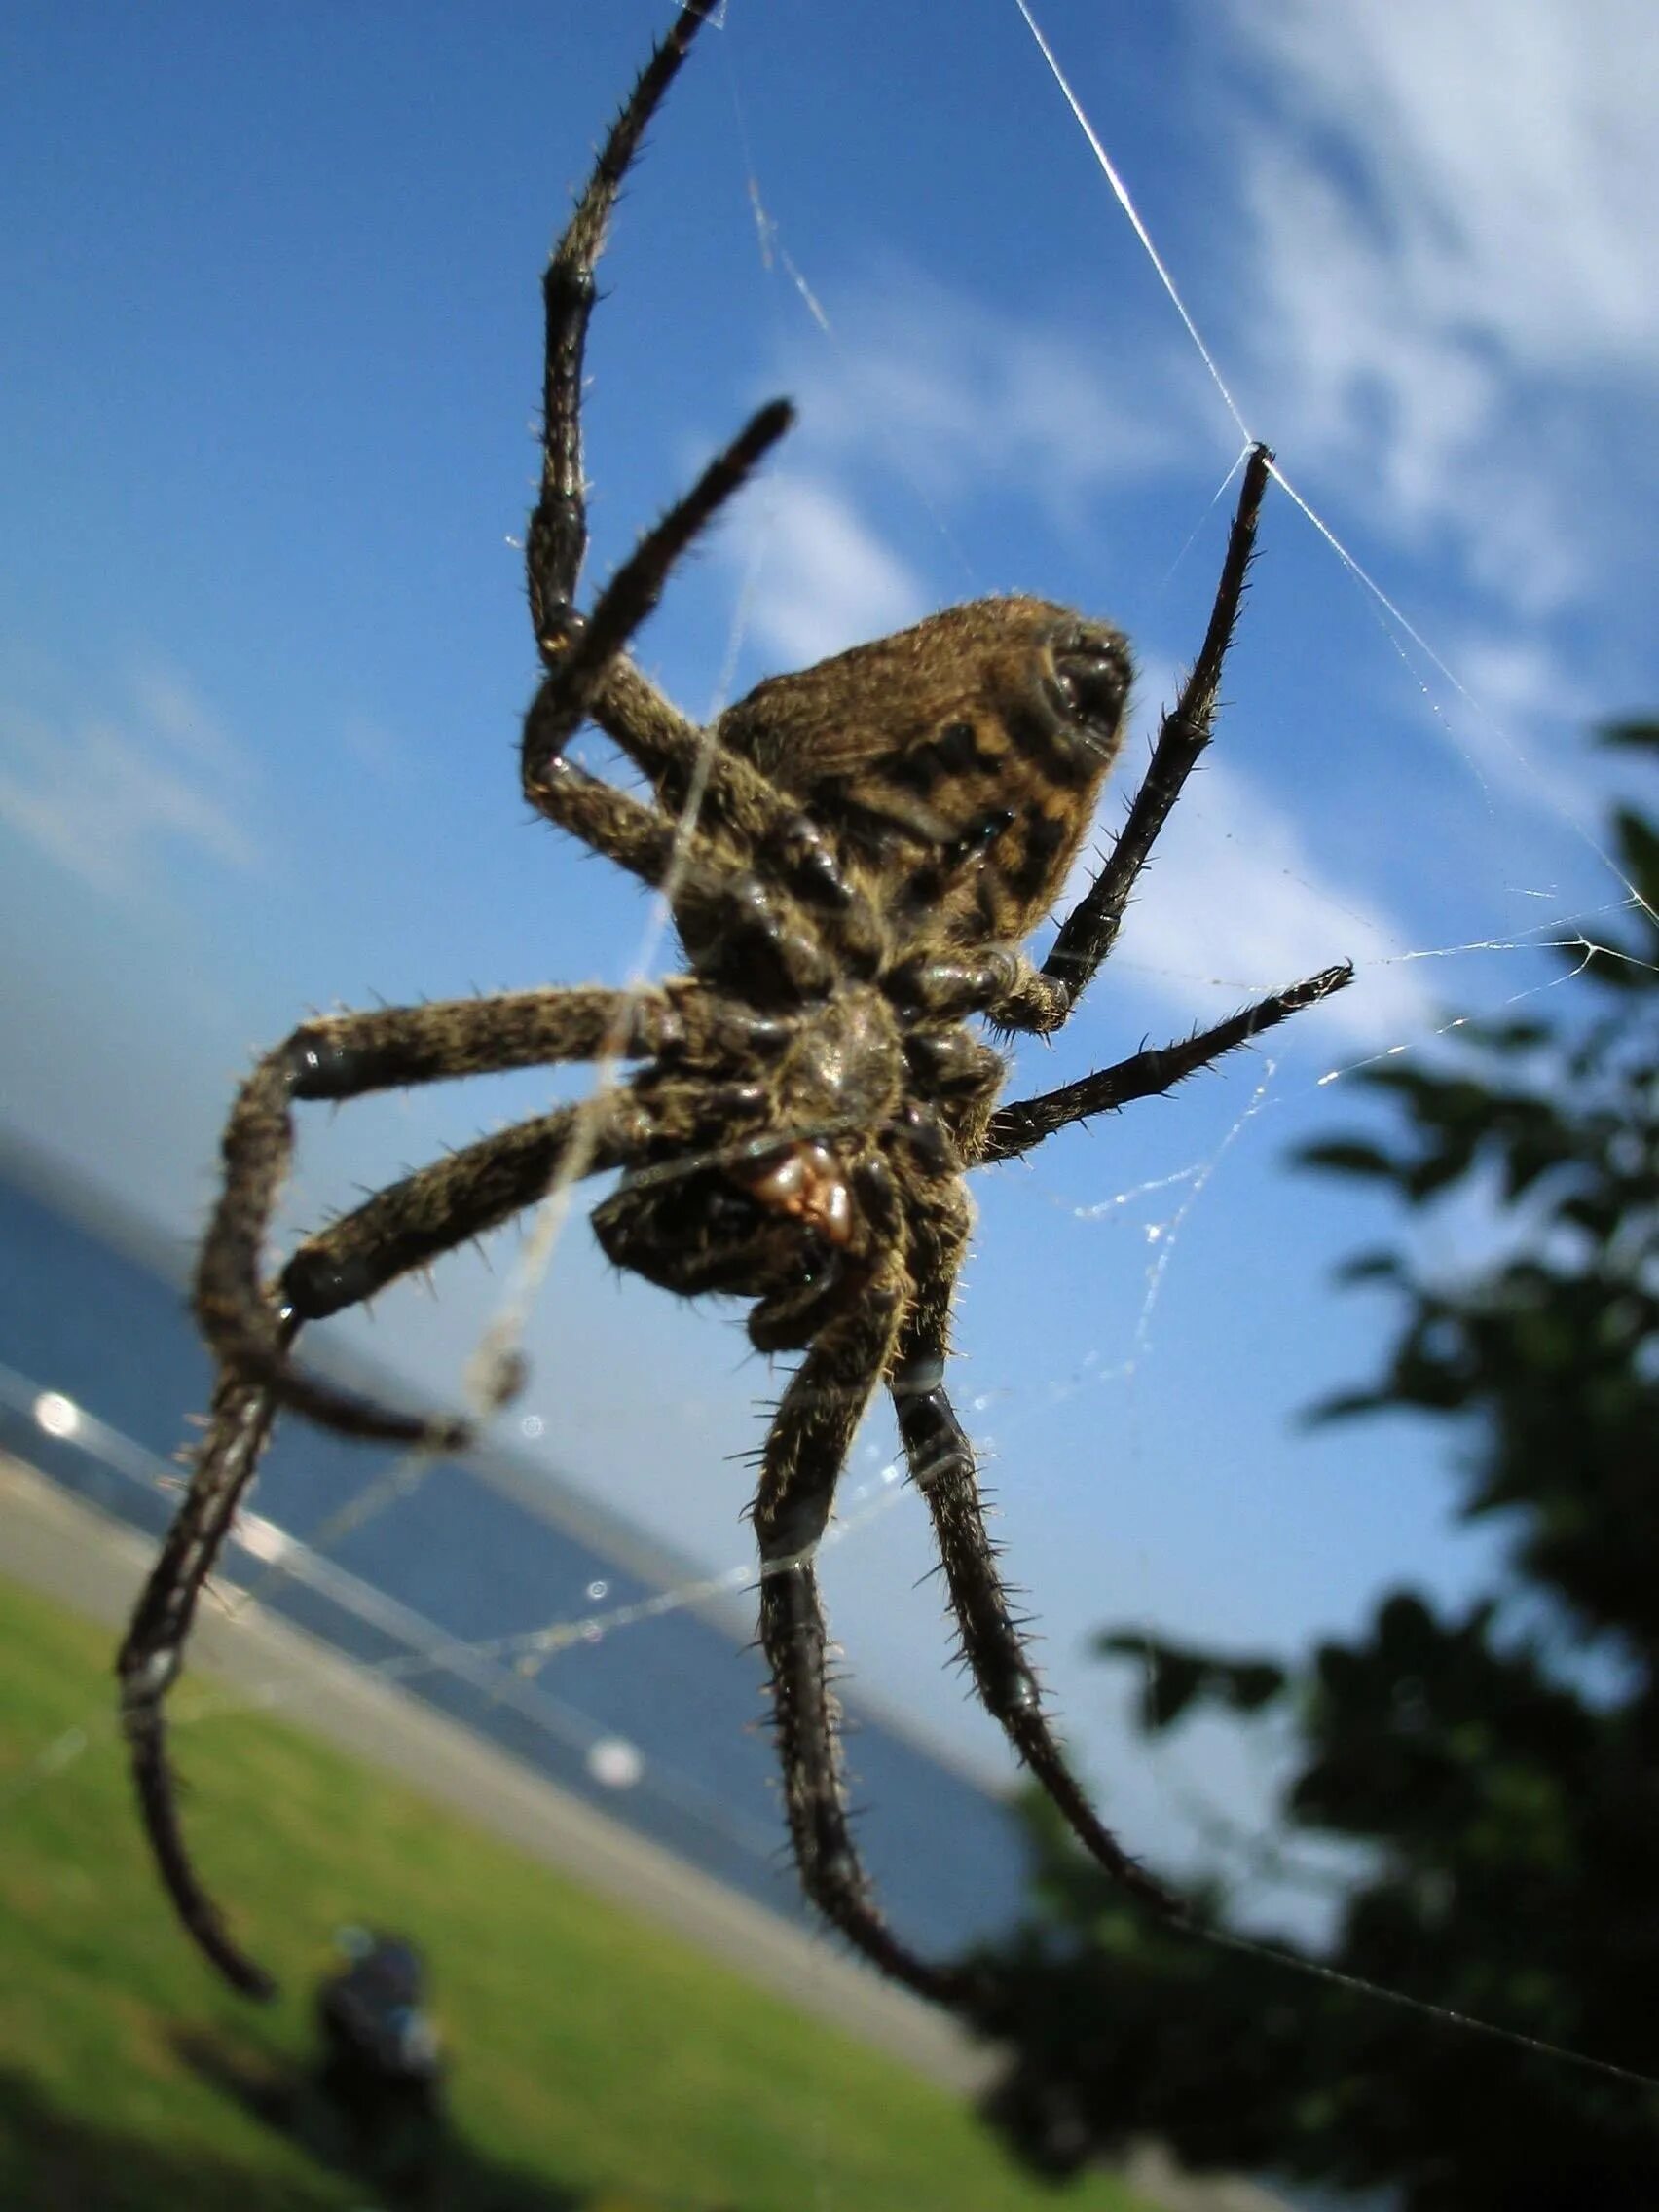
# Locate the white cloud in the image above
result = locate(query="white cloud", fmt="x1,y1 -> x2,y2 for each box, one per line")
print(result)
1212,0 -> 1659,612
727,470 -> 929,668
1236,0 -> 1657,368
1078,755 -> 1434,1049
778,265 -> 1204,535
0,660 -> 261,896
129,662 -> 248,778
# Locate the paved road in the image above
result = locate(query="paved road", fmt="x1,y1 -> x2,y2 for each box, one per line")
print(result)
2,1453 -> 1286,2212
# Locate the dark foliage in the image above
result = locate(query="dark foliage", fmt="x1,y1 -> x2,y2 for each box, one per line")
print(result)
973,727 -> 1659,2209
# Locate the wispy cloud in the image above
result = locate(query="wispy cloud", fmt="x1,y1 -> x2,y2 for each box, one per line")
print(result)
0,659 -> 262,896
1212,0 -> 1659,614
725,470 -> 930,668
776,264 -> 1204,536
718,266 -> 1224,671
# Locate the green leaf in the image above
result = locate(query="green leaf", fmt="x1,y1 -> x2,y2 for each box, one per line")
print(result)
1295,1139 -> 1403,1181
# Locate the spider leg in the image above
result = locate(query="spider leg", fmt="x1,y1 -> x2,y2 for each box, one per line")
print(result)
525,695 -> 839,1004
522,403 -> 872,1005
759,1553 -> 972,2007
752,1199 -> 975,2006
118,1362 -> 285,1996
995,445 -> 1276,1035
980,960 -> 1354,1164
123,1076 -> 695,1999
528,0 -> 719,636
589,658 -> 862,919
281,1100 -> 643,1323
521,406 -> 853,1008
889,1183 -> 1185,1924
530,394 -> 794,744
198,986 -> 674,1447
524,0 -> 856,916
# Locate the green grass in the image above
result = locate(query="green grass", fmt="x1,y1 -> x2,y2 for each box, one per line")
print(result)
0,1571 -> 1151,2211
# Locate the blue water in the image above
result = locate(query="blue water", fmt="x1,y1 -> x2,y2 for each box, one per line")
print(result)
0,1138 -> 1031,1958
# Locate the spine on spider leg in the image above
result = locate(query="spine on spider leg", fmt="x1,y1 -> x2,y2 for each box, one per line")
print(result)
117,1365 -> 288,1999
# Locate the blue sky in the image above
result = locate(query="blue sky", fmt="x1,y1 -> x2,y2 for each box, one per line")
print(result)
2,0 -> 1655,1910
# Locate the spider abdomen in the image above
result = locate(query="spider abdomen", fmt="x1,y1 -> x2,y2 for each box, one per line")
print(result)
716,597 -> 1133,950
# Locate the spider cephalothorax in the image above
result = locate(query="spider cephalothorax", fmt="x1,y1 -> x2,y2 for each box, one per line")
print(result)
119,1 -> 1350,2010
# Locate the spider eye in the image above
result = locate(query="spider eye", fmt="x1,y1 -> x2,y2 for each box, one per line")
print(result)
1050,642 -> 1131,734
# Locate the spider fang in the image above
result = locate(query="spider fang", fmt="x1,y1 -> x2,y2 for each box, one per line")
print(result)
732,1140 -> 855,1246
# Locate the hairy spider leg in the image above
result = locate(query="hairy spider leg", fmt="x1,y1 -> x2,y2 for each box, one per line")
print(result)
1032,444 -> 1279,1023
751,1160 -> 976,2006
889,1184 -> 1184,1923
527,0 -> 861,905
122,1048 -> 734,1999
526,395 -> 795,761
275,997 -> 813,1347
880,453 -> 1348,1048
965,444 -> 1353,1137
196,990 -> 682,1447
528,0 -> 716,638
525,0 -> 853,908
119,1364 -> 286,1996
983,960 -> 1354,1162
519,387 -> 897,1003
587,655 -> 858,915
517,399 -> 885,1012
950,445 -> 1300,1041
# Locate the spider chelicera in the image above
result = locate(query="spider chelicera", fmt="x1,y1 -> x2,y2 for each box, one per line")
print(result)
118,1 -> 1351,2009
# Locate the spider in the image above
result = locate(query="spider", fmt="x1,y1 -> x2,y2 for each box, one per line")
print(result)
118,1 -> 1351,2011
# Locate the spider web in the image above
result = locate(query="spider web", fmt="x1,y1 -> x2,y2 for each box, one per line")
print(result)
2,0 -> 1657,2194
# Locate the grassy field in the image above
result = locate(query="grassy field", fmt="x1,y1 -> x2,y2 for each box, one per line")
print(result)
0,1571 -> 1152,2211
